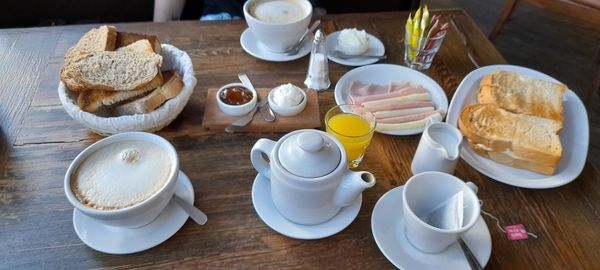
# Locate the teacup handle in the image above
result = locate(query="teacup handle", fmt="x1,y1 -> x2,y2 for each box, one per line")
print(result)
466,181 -> 478,194
250,139 -> 276,179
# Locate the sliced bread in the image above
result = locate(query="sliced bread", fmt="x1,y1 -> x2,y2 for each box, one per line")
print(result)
478,71 -> 566,123
116,32 -> 162,55
113,71 -> 183,115
77,87 -> 154,112
459,104 -> 562,166
64,25 -> 117,64
61,51 -> 163,92
116,39 -> 154,53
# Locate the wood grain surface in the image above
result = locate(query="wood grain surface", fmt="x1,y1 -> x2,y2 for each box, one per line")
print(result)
1,10 -> 599,270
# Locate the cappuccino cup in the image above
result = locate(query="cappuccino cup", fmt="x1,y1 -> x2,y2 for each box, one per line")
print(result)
64,132 -> 179,228
243,0 -> 313,53
402,172 -> 480,253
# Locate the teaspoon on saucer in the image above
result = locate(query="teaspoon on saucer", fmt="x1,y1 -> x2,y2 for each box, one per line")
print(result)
333,50 -> 387,60
172,194 -> 208,225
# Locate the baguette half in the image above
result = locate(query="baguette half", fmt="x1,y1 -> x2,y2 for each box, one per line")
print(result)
469,140 -> 556,175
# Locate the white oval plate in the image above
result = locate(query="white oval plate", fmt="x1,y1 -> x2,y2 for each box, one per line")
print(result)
326,31 -> 385,67
446,65 -> 589,188
334,64 -> 448,135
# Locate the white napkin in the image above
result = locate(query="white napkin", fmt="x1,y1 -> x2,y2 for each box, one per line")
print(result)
425,191 -> 464,230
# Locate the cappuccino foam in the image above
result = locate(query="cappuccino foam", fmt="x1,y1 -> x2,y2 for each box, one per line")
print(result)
71,140 -> 172,211
250,0 -> 306,24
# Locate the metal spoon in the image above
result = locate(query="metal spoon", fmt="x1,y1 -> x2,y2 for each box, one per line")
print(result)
458,237 -> 483,270
238,73 -> 275,122
334,50 -> 387,60
285,20 -> 320,56
172,194 -> 208,225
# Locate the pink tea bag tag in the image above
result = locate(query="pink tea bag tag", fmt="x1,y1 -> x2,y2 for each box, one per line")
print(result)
504,224 -> 529,241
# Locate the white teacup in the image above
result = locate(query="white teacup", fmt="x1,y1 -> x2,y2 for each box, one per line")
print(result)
402,172 -> 480,253
64,132 -> 179,228
243,0 -> 313,53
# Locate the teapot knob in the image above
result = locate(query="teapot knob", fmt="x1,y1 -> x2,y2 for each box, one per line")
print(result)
297,132 -> 324,152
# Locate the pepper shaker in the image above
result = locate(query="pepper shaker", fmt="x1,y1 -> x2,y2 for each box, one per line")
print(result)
304,29 -> 331,91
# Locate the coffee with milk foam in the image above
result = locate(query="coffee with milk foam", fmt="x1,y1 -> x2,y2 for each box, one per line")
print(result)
250,0 -> 308,24
71,140 -> 171,211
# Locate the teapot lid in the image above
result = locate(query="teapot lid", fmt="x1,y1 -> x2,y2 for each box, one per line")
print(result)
278,130 -> 341,178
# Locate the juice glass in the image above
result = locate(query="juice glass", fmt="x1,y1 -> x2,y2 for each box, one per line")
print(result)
325,104 -> 376,168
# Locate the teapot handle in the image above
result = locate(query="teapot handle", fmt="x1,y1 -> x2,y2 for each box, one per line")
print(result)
250,138 -> 276,179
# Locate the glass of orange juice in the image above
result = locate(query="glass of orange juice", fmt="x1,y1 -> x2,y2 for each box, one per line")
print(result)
325,104 -> 377,168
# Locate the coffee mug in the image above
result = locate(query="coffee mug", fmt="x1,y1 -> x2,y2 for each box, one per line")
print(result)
243,0 -> 313,53
64,132 -> 179,228
411,118 -> 463,175
402,171 -> 480,253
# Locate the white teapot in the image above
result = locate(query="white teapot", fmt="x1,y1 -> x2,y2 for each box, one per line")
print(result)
251,129 -> 375,225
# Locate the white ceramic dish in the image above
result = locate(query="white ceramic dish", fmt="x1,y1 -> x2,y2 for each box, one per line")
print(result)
371,185 -> 491,270
334,64 -> 448,135
240,28 -> 312,62
326,31 -> 385,67
58,44 -> 197,136
267,87 -> 307,116
216,83 -> 257,116
251,173 -> 361,240
73,171 -> 193,254
446,65 -> 589,188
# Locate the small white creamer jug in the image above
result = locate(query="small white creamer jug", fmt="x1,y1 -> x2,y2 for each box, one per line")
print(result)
411,119 -> 463,175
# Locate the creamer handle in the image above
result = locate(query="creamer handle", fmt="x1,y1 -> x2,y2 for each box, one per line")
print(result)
250,139 -> 276,179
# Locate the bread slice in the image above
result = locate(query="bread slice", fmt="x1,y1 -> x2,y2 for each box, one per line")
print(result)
64,25 -> 117,64
459,104 -> 562,167
478,71 -> 566,123
113,71 -> 183,115
77,87 -> 154,112
468,140 -> 556,175
116,32 -> 162,55
116,39 -> 154,53
61,51 -> 163,92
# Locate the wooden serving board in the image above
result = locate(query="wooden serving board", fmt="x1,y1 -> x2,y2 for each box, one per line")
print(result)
202,88 -> 321,132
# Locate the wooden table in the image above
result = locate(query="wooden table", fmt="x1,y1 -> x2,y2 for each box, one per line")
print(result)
1,9 -> 599,269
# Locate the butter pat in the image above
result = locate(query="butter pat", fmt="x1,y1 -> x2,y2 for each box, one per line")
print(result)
337,28 -> 369,55
272,83 -> 304,107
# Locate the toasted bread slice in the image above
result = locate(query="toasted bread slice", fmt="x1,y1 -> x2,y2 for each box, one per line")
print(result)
116,32 -> 162,55
61,51 -> 163,92
478,71 -> 566,123
469,140 -> 556,175
459,104 -> 562,167
113,71 -> 183,115
77,87 -> 155,112
63,25 -> 117,64
116,39 -> 154,53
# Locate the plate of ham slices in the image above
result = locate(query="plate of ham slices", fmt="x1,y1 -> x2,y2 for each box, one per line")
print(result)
334,64 -> 448,135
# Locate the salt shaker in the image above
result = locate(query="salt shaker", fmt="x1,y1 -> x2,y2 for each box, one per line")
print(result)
304,29 -> 331,91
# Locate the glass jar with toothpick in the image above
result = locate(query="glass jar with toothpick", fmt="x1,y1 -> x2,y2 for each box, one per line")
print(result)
404,5 -> 449,71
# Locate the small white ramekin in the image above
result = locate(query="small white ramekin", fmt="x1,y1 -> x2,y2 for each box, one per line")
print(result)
268,88 -> 307,116
216,83 -> 257,116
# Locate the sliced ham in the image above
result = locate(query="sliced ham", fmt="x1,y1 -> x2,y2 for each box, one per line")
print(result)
377,113 -> 443,132
353,86 -> 428,105
366,101 -> 434,112
378,110 -> 444,124
362,93 -> 431,110
349,81 -> 388,98
373,107 -> 434,118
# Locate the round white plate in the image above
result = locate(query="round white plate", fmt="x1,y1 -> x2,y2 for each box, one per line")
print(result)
251,173 -> 362,240
73,171 -> 194,254
372,186 -> 492,270
446,65 -> 589,188
240,28 -> 312,62
326,31 -> 385,66
334,64 -> 448,135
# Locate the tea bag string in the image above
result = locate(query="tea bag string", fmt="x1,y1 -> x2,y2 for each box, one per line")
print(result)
478,200 -> 539,239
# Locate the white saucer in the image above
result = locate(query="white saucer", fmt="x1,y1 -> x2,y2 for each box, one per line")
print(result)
240,28 -> 312,62
251,173 -> 362,240
73,171 -> 194,254
326,31 -> 385,66
371,186 -> 492,270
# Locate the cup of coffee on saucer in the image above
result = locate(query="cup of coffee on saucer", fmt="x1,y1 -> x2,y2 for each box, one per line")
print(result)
64,132 -> 179,228
243,0 -> 313,53
403,171 -> 480,253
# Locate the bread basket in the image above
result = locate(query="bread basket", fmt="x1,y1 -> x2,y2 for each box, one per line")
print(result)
58,44 -> 197,136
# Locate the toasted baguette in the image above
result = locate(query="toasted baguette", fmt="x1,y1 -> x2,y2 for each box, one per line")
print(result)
113,71 -> 183,115
116,39 -> 154,53
478,71 -> 566,123
64,25 -> 117,64
469,140 -> 556,175
61,51 -> 163,92
459,104 -> 562,167
116,32 -> 162,55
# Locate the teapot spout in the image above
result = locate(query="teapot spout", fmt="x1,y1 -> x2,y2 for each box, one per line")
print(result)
333,171 -> 376,207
